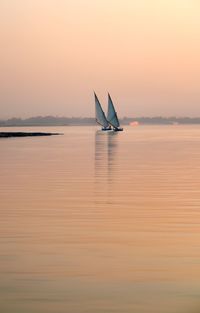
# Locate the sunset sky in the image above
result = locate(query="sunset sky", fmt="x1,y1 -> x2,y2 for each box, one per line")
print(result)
1,0 -> 200,118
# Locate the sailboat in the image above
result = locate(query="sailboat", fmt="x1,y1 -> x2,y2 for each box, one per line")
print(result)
94,92 -> 111,131
107,93 -> 123,131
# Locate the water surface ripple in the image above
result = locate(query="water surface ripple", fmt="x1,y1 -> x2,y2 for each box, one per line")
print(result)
1,126 -> 200,313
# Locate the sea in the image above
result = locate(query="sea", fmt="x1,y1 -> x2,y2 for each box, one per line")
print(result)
1,125 -> 200,313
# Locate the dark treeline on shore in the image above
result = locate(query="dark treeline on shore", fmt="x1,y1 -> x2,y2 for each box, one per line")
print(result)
1,116 -> 200,126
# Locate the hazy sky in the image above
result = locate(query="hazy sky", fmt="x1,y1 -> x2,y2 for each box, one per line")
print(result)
1,0 -> 200,118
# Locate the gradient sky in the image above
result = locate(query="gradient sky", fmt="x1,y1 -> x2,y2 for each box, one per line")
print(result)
1,0 -> 200,118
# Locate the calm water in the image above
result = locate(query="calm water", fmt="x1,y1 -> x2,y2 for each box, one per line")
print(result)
1,125 -> 200,313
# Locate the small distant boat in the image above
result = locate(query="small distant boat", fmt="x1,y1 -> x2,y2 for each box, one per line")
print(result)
94,92 -> 111,131
107,93 -> 123,131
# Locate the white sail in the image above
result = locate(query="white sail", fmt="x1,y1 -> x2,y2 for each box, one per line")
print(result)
107,93 -> 120,128
94,92 -> 109,128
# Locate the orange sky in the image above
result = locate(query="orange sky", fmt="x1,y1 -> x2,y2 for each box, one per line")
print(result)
1,0 -> 200,118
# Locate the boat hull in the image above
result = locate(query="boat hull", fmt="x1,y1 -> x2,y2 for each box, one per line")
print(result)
102,126 -> 112,131
113,127 -> 123,132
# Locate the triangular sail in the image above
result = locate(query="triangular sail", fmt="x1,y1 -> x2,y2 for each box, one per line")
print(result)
107,93 -> 120,128
94,92 -> 109,128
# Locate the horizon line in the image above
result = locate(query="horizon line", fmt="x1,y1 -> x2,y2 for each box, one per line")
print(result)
2,115 -> 200,120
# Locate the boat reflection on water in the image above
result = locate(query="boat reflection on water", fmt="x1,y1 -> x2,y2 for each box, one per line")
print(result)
107,131 -> 119,182
94,130 -> 118,184
94,130 -> 119,206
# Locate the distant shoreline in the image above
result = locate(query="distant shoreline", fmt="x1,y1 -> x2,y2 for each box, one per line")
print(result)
1,116 -> 200,126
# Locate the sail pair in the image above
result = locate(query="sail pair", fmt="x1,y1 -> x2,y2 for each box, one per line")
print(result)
94,93 -> 123,131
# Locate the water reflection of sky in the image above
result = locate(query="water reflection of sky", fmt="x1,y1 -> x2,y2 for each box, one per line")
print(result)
1,126 -> 200,313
